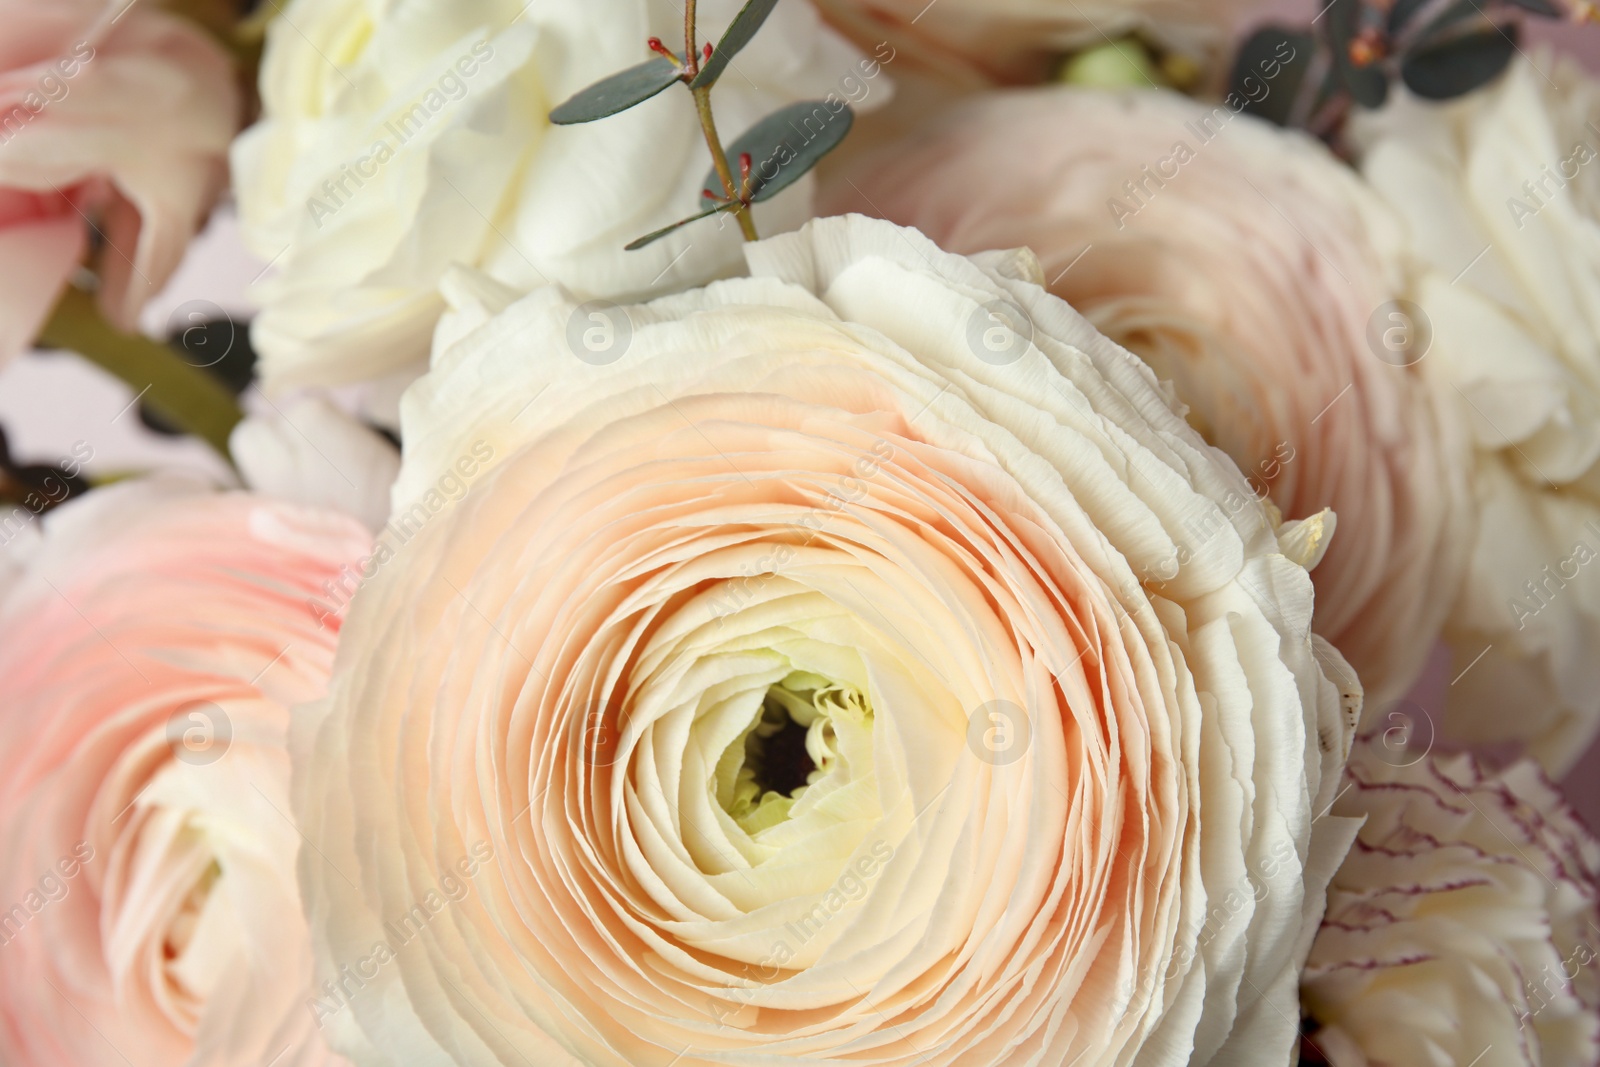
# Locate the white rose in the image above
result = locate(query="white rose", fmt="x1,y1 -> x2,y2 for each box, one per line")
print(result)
296,215 -> 1361,1065
1303,739 -> 1600,1067
1351,52 -> 1600,773
232,0 -> 878,393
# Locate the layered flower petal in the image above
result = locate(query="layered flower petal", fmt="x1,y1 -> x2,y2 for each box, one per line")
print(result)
1304,739 -> 1600,1067
0,479 -> 369,1067
1350,53 -> 1600,772
296,215 -> 1361,1065
233,0 -> 878,393
822,87 -> 1473,720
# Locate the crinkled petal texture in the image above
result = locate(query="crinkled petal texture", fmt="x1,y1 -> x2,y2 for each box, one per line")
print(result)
1304,740 -> 1600,1067
0,0 -> 238,363
231,0 -> 872,392
0,479 -> 368,1067
1351,54 -> 1600,772
822,87 -> 1472,722
297,215 -> 1361,1066
812,0 -> 1246,85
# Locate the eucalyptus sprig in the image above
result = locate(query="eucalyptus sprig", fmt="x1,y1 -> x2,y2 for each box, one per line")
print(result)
1230,0 -> 1586,144
548,0 -> 855,251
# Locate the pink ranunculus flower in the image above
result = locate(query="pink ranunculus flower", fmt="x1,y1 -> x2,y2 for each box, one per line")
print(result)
0,0 -> 238,365
822,86 -> 1474,722
0,479 -> 367,1067
295,215 -> 1362,1065
1303,738 -> 1600,1067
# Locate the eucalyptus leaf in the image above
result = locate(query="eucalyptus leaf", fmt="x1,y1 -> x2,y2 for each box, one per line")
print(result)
1326,0 -> 1388,108
625,203 -> 734,250
690,0 -> 781,88
1402,27 -> 1517,99
1388,0 -> 1431,33
699,100 -> 854,210
550,56 -> 681,125
1229,26 -> 1314,127
1412,0 -> 1489,43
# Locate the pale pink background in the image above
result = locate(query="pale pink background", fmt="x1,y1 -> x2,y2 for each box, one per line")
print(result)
2,0 -> 1599,825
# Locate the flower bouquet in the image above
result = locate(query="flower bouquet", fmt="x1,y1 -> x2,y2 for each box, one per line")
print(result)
2,0 -> 1599,1064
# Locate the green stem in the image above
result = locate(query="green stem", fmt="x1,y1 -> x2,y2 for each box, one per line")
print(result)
685,0 -> 699,67
684,0 -> 758,242
37,287 -> 242,461
693,85 -> 759,242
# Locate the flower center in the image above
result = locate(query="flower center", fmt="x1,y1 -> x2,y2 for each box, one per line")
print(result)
717,671 -> 872,836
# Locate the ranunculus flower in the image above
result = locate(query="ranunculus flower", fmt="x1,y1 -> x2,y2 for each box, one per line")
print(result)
1350,53 -> 1600,773
0,479 -> 368,1067
0,0 -> 238,365
811,0 -> 1247,85
296,214 -> 1361,1065
821,87 -> 1473,720
1303,738 -> 1600,1067
232,0 -> 879,394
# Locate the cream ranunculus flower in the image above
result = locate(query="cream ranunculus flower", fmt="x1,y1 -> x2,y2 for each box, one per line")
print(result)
1303,738 -> 1600,1067
232,0 -> 878,394
821,87 -> 1473,720
1351,53 -> 1600,773
0,478 -> 370,1067
296,214 -> 1362,1065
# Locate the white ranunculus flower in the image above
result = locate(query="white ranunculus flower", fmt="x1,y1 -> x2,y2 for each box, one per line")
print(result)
232,0 -> 879,393
1303,739 -> 1600,1067
1351,52 -> 1600,773
296,215 -> 1361,1065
